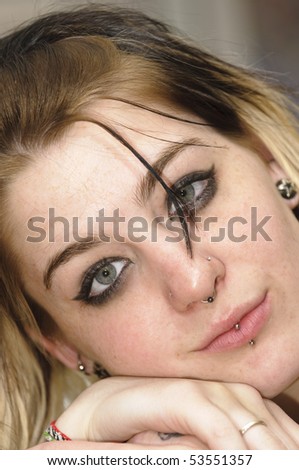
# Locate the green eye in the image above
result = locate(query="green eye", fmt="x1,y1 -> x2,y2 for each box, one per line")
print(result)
91,259 -> 129,297
168,167 -> 216,218
74,257 -> 132,306
95,264 -> 117,285
178,184 -> 195,203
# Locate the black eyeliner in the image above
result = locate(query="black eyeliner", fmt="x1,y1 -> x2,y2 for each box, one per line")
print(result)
73,257 -> 131,306
168,165 -> 216,216
173,166 -> 215,191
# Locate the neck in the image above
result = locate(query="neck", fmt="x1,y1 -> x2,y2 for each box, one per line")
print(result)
273,379 -> 299,423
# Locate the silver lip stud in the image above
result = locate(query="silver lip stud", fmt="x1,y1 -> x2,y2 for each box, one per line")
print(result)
234,323 -> 240,330
248,339 -> 255,346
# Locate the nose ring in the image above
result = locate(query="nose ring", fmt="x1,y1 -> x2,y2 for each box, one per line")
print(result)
201,256 -> 216,303
201,290 -> 216,304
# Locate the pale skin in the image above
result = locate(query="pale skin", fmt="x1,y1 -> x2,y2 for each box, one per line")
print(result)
7,100 -> 299,449
33,378 -> 299,450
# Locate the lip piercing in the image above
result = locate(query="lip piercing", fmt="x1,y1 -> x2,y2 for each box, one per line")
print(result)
207,256 -> 211,261
248,339 -> 255,346
234,323 -> 240,330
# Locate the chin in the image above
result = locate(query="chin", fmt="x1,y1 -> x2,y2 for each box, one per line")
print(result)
242,337 -> 299,398
249,372 -> 298,399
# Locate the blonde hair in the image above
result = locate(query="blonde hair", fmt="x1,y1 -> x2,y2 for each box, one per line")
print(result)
0,304 -> 46,448
0,4 -> 298,448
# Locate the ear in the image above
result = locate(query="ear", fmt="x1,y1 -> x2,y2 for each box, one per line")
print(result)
268,160 -> 299,209
26,325 -> 79,369
26,326 -> 96,374
39,334 -> 79,369
40,335 -> 96,374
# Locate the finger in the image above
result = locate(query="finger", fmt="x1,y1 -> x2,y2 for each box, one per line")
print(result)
239,420 -> 289,449
208,403 -> 287,449
223,384 -> 296,449
180,403 -> 248,449
207,383 -> 289,449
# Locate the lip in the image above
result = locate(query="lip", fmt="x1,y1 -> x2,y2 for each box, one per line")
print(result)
200,292 -> 270,353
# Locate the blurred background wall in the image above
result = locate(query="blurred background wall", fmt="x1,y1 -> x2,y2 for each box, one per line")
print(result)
1,0 -> 299,90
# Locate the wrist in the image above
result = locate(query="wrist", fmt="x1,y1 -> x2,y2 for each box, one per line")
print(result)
44,420 -> 72,442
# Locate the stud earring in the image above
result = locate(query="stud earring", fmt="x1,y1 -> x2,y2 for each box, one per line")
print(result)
276,179 -> 297,200
78,357 -> 86,373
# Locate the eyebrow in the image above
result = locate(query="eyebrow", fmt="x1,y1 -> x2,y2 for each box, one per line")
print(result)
44,237 -> 102,289
134,137 -> 210,205
43,137 -> 208,290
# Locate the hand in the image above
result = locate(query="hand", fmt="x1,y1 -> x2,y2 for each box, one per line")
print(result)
55,377 -> 299,449
127,430 -> 207,448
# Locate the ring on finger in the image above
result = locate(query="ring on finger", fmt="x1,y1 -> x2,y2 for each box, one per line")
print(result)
239,420 -> 267,436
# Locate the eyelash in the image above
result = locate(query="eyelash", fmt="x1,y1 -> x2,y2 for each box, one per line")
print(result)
74,257 -> 132,306
168,166 -> 216,218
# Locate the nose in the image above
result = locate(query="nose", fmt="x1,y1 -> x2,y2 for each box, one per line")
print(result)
166,254 -> 224,312
146,237 -> 225,313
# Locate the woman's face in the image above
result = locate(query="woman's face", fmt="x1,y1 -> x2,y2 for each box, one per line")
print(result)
8,100 -> 299,397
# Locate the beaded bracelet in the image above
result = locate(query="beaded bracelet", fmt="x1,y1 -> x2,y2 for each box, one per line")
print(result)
44,420 -> 71,441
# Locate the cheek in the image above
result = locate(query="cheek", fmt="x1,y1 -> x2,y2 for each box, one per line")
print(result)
216,176 -> 294,255
75,286 -> 190,376
76,302 -> 171,375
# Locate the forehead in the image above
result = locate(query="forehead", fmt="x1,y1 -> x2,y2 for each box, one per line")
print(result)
9,101 -> 213,218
